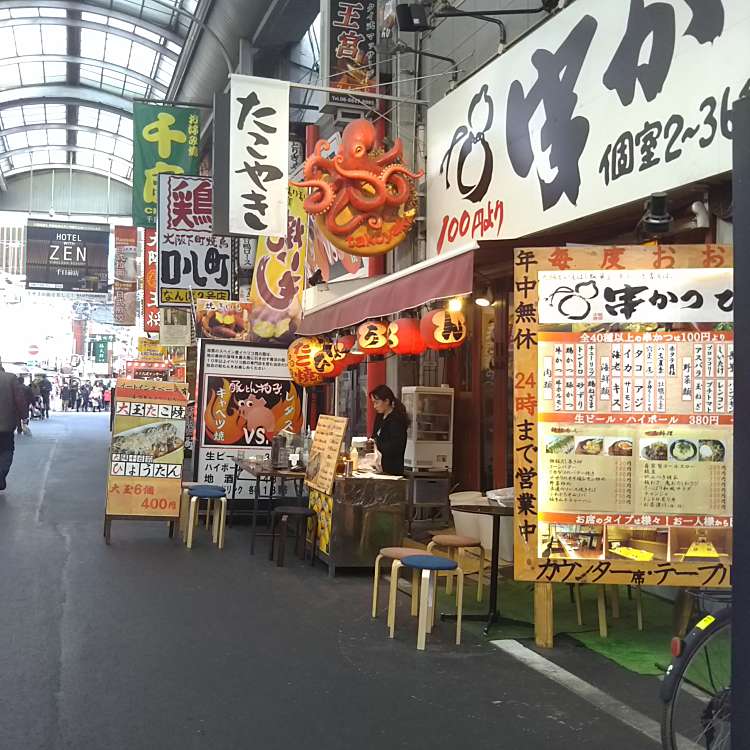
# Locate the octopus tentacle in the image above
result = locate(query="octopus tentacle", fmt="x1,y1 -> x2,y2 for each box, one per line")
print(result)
333,160 -> 387,212
380,163 -> 425,207
375,139 -> 403,166
326,191 -> 375,237
290,178 -> 335,215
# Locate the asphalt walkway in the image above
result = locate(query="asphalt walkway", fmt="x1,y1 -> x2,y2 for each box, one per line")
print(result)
0,412 -> 665,749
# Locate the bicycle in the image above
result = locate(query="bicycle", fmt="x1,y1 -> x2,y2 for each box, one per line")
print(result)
660,590 -> 731,749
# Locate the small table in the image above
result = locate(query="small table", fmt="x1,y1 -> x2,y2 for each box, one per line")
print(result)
232,459 -> 306,554
443,503 -> 518,635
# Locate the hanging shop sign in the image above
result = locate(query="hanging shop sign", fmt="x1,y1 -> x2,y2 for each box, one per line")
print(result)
248,178 -> 307,344
294,120 -> 423,257
137,337 -> 167,362
92,338 -> 109,364
305,414 -> 348,496
196,300 -> 253,341
105,379 -> 188,523
420,309 -> 467,350
357,319 -> 389,355
388,317 -> 426,356
113,226 -> 138,326
212,75 -> 289,237
132,103 -> 200,228
321,0 -> 378,109
513,244 -> 733,592
303,132 -> 369,283
143,228 -> 160,333
126,361 -> 171,381
25,219 -> 109,293
194,341 -> 303,497
159,308 -> 193,347
157,174 -> 236,306
426,0 -> 750,256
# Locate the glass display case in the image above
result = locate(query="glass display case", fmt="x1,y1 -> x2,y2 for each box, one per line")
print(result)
402,386 -> 454,471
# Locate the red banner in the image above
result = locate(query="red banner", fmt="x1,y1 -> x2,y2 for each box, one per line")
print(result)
143,228 -> 159,333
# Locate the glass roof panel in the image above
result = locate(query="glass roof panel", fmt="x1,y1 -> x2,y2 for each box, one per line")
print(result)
0,0 -> 197,179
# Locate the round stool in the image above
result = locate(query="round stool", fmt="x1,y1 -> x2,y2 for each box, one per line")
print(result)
186,485 -> 227,550
270,506 -> 318,567
397,554 -> 464,650
372,547 -> 422,627
427,533 -> 485,602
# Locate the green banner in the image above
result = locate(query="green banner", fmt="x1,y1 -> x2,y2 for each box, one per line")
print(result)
132,103 -> 200,228
93,339 -> 109,364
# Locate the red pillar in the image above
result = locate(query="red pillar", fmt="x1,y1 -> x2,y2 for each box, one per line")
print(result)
305,124 -> 319,158
366,103 -> 388,434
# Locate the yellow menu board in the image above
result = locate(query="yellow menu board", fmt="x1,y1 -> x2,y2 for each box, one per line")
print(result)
514,245 -> 732,590
305,415 -> 348,495
105,379 -> 188,518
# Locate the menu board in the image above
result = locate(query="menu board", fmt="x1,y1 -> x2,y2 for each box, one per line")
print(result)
514,245 -> 732,589
194,340 -> 303,499
105,379 -> 188,517
305,415 -> 348,495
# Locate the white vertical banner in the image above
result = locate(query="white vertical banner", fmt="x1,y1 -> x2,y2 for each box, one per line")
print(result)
227,75 -> 289,238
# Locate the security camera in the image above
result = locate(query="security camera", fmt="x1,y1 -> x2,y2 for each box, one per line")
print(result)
642,193 -> 672,235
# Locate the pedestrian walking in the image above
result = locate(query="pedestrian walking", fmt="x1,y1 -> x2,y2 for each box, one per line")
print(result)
0,366 -> 28,491
60,382 -> 70,412
38,374 -> 52,419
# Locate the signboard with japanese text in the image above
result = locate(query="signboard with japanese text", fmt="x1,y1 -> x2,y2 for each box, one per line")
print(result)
195,300 -> 253,341
113,226 -> 138,325
305,414 -> 348,496
248,180 -> 307,344
133,103 -> 200,228
426,0 -> 750,256
26,219 -> 109,293
137,337 -> 167,362
321,0 -> 377,109
157,174 -> 236,306
212,75 -> 289,238
105,379 -> 188,518
159,308 -> 193,347
514,245 -> 732,590
142,228 -> 160,333
194,341 -> 303,497
127,362 -> 171,381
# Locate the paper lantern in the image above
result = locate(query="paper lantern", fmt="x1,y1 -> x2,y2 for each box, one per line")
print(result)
420,309 -> 467,350
388,318 -> 426,356
335,334 -> 364,369
318,338 -> 348,379
287,337 -> 325,386
357,320 -> 389,356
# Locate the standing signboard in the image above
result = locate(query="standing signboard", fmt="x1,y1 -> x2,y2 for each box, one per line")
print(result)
425,0 -> 750,256
305,414 -> 348,495
113,226 -> 138,325
212,75 -> 289,237
142,227 -> 160,333
26,219 -> 109,293
513,244 -> 732,639
132,103 -> 200,228
320,0 -> 377,109
104,379 -> 188,541
157,174 -> 235,306
194,341 -> 303,498
248,178 -> 307,345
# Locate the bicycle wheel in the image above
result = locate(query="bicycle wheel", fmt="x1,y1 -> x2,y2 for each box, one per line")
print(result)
661,608 -> 731,750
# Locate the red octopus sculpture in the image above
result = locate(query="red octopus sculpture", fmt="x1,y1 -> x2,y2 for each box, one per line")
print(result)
291,119 -> 424,256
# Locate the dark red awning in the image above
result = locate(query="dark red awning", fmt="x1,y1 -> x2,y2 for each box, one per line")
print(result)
298,246 -> 475,335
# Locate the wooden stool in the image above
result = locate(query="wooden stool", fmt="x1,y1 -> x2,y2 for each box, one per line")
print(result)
596,584 -> 643,637
391,554 -> 464,651
427,533 -> 484,602
185,485 -> 227,550
269,506 -> 317,567
372,547 -> 421,628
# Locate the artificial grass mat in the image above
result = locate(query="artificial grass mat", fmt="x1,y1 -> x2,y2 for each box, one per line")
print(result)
435,577 -> 675,676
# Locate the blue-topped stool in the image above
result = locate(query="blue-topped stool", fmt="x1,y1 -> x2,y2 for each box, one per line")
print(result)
389,554 -> 464,650
185,484 -> 227,550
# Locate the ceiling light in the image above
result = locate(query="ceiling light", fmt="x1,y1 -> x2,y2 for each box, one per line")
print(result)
475,286 -> 493,307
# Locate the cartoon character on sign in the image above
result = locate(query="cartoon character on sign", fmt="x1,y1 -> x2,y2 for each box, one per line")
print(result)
292,119 -> 423,256
238,395 -> 276,444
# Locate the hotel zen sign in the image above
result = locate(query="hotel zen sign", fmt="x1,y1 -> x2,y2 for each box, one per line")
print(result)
426,0 -> 750,256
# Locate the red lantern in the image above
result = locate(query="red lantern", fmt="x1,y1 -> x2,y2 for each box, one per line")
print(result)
357,320 -> 389,356
420,309 -> 467,350
336,334 -> 363,369
319,338 -> 348,378
388,318 -> 426,355
287,337 -> 325,386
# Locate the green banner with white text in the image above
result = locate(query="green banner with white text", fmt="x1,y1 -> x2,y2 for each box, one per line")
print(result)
132,103 -> 200,228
